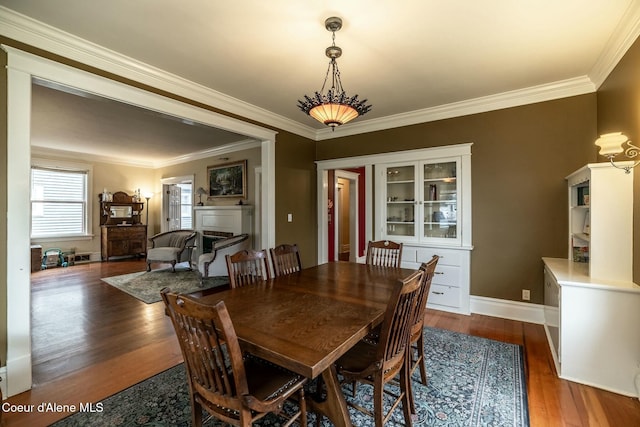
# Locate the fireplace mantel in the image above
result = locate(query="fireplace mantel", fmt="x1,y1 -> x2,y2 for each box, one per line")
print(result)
194,205 -> 253,256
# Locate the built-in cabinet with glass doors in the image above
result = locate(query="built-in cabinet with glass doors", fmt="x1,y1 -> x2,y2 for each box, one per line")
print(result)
375,143 -> 472,314
384,160 -> 460,243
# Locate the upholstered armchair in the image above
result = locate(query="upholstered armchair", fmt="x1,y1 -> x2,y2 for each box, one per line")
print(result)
197,233 -> 250,284
146,229 -> 197,272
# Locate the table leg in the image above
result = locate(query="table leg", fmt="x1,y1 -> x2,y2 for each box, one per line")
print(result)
309,365 -> 352,427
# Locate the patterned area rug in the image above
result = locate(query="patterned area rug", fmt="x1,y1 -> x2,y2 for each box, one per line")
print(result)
53,327 -> 529,426
101,267 -> 229,303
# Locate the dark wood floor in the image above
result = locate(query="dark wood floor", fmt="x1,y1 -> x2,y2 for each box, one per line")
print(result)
3,260 -> 639,426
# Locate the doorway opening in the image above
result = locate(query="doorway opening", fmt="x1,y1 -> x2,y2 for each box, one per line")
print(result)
334,170 -> 359,262
327,168 -> 366,263
160,176 -> 194,233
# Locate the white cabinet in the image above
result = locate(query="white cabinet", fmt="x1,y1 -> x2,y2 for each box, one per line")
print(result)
402,246 -> 471,314
375,143 -> 472,315
566,163 -> 633,282
543,258 -> 640,397
542,162 -> 639,397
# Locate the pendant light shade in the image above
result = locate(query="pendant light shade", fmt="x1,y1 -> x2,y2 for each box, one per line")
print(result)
298,17 -> 371,129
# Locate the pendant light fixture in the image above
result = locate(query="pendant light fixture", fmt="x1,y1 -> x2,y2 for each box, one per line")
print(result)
297,17 -> 371,129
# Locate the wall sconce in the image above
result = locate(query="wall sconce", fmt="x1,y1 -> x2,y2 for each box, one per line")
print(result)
196,187 -> 207,206
594,132 -> 640,174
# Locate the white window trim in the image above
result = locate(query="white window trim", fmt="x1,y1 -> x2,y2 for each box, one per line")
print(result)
31,157 -> 94,242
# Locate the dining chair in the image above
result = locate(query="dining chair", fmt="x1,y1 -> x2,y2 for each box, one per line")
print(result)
270,243 -> 302,277
161,288 -> 307,427
366,240 -> 403,268
225,249 -> 271,288
360,256 -> 439,414
334,269 -> 424,427
406,255 -> 439,412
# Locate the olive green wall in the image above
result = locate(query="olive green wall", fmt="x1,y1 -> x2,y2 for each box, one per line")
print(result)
316,95 -> 598,303
272,131 -> 317,268
596,36 -> 640,283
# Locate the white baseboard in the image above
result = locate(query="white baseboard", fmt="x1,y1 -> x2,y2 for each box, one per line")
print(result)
470,296 -> 545,324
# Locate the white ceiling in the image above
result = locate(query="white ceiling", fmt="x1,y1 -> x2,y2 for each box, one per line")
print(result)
1,0 -> 639,164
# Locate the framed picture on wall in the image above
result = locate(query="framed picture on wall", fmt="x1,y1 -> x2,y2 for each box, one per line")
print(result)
207,160 -> 247,198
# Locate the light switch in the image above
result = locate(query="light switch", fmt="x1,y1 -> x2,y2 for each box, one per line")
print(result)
287,213 -> 293,222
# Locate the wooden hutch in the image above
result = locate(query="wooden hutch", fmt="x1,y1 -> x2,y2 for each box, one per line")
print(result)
99,191 -> 147,261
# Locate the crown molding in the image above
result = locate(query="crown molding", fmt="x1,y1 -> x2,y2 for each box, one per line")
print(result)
0,6 -> 317,140
31,146 -> 156,168
31,139 -> 261,169
589,0 -> 640,88
154,139 -> 261,168
316,76 -> 596,140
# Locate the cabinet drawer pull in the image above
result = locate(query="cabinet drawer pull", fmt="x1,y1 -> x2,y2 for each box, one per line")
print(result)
432,291 -> 444,295
435,271 -> 444,275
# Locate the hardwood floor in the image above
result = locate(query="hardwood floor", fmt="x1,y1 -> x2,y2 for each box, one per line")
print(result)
3,260 -> 639,426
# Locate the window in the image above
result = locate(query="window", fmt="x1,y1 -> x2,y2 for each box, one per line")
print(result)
178,183 -> 193,228
31,163 -> 91,239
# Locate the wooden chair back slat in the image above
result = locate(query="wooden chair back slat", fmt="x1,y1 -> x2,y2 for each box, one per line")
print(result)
270,243 -> 302,277
366,240 -> 403,268
225,249 -> 271,288
377,269 -> 424,381
411,255 -> 439,336
161,290 -> 248,419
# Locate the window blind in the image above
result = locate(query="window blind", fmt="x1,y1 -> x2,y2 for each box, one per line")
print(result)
31,167 -> 88,237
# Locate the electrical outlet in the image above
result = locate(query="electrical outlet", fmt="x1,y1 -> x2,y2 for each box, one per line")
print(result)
522,289 -> 531,301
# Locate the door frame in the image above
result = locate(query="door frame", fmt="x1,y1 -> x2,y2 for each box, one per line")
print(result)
316,160 -> 373,265
334,170 -> 360,262
160,175 -> 194,233
4,46 -> 277,397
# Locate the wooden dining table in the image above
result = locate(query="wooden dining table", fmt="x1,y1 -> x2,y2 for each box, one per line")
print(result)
194,261 -> 416,427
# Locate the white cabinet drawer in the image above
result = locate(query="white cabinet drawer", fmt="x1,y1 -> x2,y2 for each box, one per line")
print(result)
428,284 -> 460,308
401,247 -> 417,264
431,264 -> 460,287
416,247 -> 463,266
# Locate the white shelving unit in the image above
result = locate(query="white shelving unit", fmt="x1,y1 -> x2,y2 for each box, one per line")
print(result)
543,162 -> 639,397
566,162 -> 633,281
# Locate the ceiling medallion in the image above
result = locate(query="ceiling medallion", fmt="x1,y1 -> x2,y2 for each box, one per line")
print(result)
297,17 -> 372,130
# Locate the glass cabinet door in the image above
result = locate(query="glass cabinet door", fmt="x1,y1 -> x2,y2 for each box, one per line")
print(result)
423,161 -> 457,240
385,165 -> 416,238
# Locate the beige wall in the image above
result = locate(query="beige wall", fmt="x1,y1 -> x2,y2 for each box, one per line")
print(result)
596,36 -> 640,282
153,146 -> 261,236
316,95 -> 598,303
30,146 -> 262,255
27,155 -> 155,255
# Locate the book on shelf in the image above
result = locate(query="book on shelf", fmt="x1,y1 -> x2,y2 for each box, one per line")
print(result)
572,246 -> 589,263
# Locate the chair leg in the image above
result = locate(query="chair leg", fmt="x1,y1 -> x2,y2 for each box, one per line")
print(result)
374,377 -> 384,427
191,400 -> 203,427
416,333 -> 428,386
171,261 -> 176,272
401,360 -> 413,426
146,262 -> 151,272
299,388 -> 307,427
